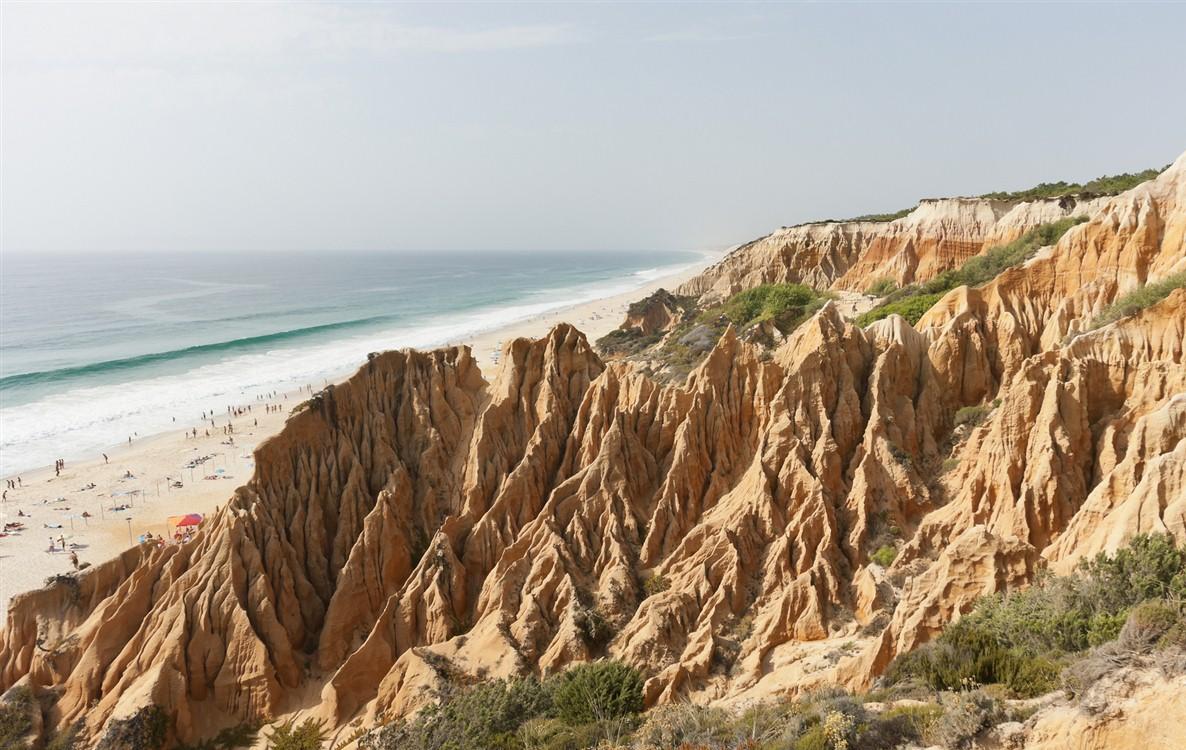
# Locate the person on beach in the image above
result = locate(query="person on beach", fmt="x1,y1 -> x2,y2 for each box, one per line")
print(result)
48,537 -> 55,552
103,453 -> 108,463
70,551 -> 80,570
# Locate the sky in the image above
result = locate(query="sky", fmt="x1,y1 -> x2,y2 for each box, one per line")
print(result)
2,1 -> 1185,255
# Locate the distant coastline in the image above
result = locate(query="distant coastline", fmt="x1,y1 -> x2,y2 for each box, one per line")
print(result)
0,254 -> 718,613
0,250 -> 713,476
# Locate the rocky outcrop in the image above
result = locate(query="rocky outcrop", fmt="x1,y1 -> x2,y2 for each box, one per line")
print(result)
1023,667 -> 1186,750
1,155 -> 1183,747
618,289 -> 692,337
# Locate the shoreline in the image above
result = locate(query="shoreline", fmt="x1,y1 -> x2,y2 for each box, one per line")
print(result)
0,255 -> 717,614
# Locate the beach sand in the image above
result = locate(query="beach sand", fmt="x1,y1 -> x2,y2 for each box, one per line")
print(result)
0,258 -> 715,614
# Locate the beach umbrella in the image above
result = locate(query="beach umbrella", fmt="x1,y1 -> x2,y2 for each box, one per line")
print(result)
169,513 -> 203,527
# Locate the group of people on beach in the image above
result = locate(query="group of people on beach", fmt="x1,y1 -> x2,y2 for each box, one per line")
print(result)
53,458 -> 67,476
4,477 -> 22,490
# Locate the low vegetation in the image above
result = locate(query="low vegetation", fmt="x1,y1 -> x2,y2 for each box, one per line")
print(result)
871,545 -> 898,568
857,217 -> 1087,327
601,283 -> 832,382
97,706 -> 170,750
846,207 -> 914,223
856,293 -> 944,327
264,719 -> 328,750
1085,272 -> 1186,331
862,278 -> 897,297
0,686 -> 35,749
717,283 -> 829,330
883,533 -> 1186,699
952,404 -> 991,429
359,661 -> 644,750
979,165 -> 1167,201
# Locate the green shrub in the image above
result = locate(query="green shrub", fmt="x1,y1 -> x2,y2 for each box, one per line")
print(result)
884,534 -> 1186,698
871,545 -> 897,568
979,166 -> 1166,201
0,686 -> 35,750
847,208 -> 914,223
177,723 -> 261,750
550,661 -> 644,726
864,278 -> 897,297
573,606 -> 614,648
1119,600 -> 1180,649
45,721 -> 84,750
515,716 -> 621,750
933,690 -> 1000,749
264,719 -> 326,750
373,677 -> 551,750
1078,533 -> 1186,612
856,293 -> 944,327
953,405 -> 990,428
867,703 -> 942,747
98,706 -> 170,750
1157,618 -> 1186,650
643,573 -> 670,598
1086,272 -> 1186,331
1085,611 -> 1127,647
794,725 -> 829,750
633,703 -> 733,748
719,283 -> 826,329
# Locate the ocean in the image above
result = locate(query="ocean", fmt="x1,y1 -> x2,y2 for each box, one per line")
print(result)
0,250 -> 701,475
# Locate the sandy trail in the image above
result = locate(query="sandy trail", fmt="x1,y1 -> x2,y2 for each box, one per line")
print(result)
0,258 -> 715,614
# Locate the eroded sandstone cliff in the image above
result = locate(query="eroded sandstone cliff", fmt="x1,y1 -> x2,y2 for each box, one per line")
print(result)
1,155 -> 1183,747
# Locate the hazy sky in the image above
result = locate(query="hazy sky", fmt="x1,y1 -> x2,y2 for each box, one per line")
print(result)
3,1 -> 1184,255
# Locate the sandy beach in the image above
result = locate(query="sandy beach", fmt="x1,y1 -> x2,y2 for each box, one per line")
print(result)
0,257 -> 715,614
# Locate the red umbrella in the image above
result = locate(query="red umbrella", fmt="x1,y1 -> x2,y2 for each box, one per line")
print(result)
168,513 -> 204,528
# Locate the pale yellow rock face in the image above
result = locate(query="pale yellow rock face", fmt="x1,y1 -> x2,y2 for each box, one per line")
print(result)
678,195 -> 1113,301
1,155 -> 1183,746
1023,669 -> 1186,750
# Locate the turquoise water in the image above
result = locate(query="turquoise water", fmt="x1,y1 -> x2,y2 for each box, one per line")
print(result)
0,250 -> 701,473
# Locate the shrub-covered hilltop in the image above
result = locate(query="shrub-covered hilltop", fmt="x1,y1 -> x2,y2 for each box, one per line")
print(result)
70,534 -> 1178,750
598,283 -> 830,380
978,165 -> 1169,201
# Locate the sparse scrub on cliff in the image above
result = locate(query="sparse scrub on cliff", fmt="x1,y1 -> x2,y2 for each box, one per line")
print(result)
573,605 -> 615,648
857,217 -> 1087,327
264,719 -> 328,750
1086,272 -> 1186,331
884,534 -> 1186,699
979,165 -> 1167,201
863,278 -> 897,297
364,677 -> 550,750
848,207 -> 914,223
595,327 -> 664,356
642,573 -> 670,598
953,404 -> 991,429
712,282 -> 829,332
0,686 -> 35,749
855,293 -> 944,327
177,723 -> 259,750
551,661 -> 644,726
871,545 -> 897,568
97,706 -> 169,750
